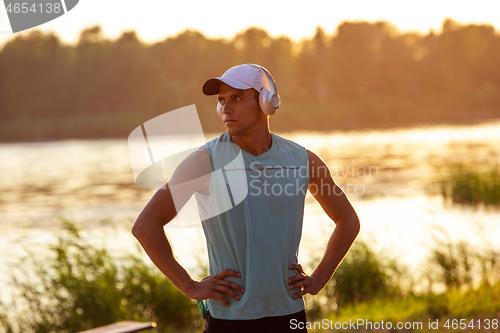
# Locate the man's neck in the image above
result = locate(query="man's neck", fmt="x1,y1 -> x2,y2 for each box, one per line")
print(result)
230,129 -> 273,156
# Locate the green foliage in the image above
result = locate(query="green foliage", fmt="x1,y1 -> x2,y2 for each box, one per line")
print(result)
423,282 -> 500,322
306,234 -> 500,328
331,294 -> 428,324
1,220 -> 499,332
305,240 -> 408,319
324,283 -> 500,333
428,240 -> 474,290
426,236 -> 500,290
437,163 -> 500,206
435,282 -> 500,318
0,219 -> 196,333
317,236 -> 500,332
2,20 -> 500,141
332,241 -> 405,305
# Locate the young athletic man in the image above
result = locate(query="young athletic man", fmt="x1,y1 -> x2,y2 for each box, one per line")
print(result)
132,64 -> 360,333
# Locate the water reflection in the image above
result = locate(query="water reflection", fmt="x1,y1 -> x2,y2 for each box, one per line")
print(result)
2,121 -> 500,221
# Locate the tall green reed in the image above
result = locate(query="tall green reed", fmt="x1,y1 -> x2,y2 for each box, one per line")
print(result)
305,232 -> 500,323
426,235 -> 500,290
436,163 -> 500,206
304,239 -> 410,320
0,219 -> 197,333
424,235 -> 500,319
2,218 -> 499,332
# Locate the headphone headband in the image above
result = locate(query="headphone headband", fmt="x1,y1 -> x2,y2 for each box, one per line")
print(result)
248,64 -> 280,115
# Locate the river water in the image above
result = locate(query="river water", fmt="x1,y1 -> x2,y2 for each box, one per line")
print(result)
1,120 -> 500,296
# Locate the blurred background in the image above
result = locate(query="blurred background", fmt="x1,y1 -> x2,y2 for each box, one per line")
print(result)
1,1 -> 500,332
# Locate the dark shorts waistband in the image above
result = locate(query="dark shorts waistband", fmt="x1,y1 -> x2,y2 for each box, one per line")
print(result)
203,309 -> 307,333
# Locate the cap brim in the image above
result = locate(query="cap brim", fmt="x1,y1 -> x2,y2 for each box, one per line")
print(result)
202,77 -> 254,95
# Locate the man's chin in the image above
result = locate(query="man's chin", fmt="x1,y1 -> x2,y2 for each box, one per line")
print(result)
225,126 -> 239,136
225,129 -> 237,136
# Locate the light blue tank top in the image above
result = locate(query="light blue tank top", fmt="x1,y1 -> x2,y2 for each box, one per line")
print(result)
194,132 -> 310,319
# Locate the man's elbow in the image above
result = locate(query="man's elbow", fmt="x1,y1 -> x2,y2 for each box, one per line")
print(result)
342,212 -> 360,237
352,214 -> 361,236
132,213 -> 166,241
131,217 -> 148,240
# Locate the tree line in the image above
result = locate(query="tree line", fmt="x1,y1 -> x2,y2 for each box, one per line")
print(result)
1,19 -> 500,141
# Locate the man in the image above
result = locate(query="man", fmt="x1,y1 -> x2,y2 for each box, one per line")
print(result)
132,64 -> 360,333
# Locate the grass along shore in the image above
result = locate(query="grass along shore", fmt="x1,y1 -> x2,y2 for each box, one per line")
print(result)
1,219 -> 499,332
435,163 -> 500,207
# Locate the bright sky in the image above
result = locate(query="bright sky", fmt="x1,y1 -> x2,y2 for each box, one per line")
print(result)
1,0 -> 500,47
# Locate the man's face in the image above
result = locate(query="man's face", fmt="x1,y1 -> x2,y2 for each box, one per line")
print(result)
217,83 -> 267,136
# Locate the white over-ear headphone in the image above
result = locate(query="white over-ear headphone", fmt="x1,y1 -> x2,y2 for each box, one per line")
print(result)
216,64 -> 280,118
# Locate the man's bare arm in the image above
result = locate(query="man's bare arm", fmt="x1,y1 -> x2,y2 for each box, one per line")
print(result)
288,149 -> 360,298
132,148 -> 245,306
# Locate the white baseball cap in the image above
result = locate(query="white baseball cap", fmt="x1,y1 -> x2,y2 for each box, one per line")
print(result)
202,64 -> 270,95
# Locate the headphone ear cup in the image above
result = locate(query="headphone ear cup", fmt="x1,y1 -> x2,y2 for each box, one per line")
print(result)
259,89 -> 277,116
216,102 -> 223,118
259,89 -> 270,116
249,64 -> 279,116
